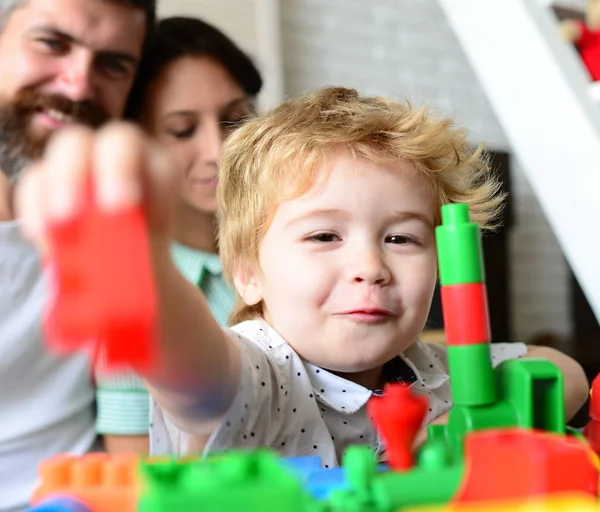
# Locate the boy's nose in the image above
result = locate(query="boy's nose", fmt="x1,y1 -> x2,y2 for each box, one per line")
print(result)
348,248 -> 391,285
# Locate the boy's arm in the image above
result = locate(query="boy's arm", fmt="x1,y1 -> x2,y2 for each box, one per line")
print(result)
523,344 -> 589,421
17,124 -> 241,436
144,259 -> 242,435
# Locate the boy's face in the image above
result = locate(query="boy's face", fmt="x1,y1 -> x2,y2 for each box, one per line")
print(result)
236,152 -> 438,378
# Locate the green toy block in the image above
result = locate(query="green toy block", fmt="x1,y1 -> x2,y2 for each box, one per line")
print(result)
447,344 -> 497,406
445,401 -> 518,460
138,450 -> 318,512
435,203 -> 485,286
369,465 -> 463,511
329,445 -> 462,512
495,357 -> 566,434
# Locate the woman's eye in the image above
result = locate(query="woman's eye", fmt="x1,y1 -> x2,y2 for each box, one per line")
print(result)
168,127 -> 196,139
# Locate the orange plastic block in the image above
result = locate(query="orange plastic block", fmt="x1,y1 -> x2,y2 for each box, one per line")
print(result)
454,429 -> 598,502
44,184 -> 157,371
32,453 -> 141,512
368,383 -> 427,470
441,283 -> 490,345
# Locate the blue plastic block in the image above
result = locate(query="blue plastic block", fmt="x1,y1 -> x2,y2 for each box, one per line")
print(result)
280,456 -> 323,483
306,468 -> 349,500
27,497 -> 92,512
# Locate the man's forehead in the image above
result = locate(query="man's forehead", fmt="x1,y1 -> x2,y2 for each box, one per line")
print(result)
11,0 -> 146,54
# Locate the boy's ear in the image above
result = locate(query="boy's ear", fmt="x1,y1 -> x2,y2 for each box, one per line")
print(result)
232,265 -> 263,306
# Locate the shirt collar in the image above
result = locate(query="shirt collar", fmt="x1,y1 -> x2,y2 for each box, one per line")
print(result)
305,340 -> 449,415
170,242 -> 223,286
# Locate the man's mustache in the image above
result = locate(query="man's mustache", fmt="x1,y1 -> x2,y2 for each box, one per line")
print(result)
13,89 -> 109,128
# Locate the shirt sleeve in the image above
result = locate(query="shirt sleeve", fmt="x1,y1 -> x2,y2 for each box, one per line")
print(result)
489,342 -> 527,367
150,323 -> 325,457
95,354 -> 150,435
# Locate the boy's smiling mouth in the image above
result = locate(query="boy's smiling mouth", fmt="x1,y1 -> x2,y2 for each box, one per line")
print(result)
336,307 -> 395,323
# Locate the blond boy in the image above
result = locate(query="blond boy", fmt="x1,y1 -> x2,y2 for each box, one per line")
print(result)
16,87 -> 589,466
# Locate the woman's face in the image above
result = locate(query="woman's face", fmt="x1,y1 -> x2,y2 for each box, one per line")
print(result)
142,56 -> 251,214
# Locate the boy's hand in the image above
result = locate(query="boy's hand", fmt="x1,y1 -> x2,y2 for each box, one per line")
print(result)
16,123 -> 177,253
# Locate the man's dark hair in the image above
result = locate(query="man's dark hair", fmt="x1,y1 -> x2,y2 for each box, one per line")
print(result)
126,16 -> 263,118
1,1 -> 156,44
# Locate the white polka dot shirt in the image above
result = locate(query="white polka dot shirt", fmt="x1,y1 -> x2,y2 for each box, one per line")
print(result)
150,319 -> 527,467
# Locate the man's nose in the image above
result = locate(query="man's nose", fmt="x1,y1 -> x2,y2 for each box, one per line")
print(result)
57,53 -> 95,102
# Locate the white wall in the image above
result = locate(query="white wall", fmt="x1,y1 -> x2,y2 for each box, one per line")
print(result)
281,0 -> 572,343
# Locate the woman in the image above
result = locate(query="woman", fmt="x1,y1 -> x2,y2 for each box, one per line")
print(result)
95,16 -> 263,454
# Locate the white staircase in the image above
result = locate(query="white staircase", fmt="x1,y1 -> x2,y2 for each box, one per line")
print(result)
438,0 -> 600,321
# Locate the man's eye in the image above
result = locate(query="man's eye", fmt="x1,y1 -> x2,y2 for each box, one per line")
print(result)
38,38 -> 67,52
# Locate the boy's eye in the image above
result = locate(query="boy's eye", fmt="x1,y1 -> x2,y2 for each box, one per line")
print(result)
306,232 -> 340,243
386,234 -> 417,245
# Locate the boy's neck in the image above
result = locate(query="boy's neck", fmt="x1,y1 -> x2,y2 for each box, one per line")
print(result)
332,365 -> 385,391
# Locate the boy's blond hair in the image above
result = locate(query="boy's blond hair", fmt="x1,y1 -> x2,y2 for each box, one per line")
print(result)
218,86 -> 505,324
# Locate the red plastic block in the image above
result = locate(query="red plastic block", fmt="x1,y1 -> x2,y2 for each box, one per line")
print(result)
368,383 -> 427,470
441,283 -> 490,346
44,185 -> 157,371
583,374 -> 600,455
589,374 -> 600,419
32,453 -> 140,512
454,428 -> 598,502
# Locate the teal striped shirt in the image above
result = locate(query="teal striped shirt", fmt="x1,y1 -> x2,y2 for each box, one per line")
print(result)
95,242 -> 235,435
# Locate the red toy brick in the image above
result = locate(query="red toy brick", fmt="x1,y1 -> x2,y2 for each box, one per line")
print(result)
44,184 -> 157,371
441,283 -> 490,346
368,383 -> 428,470
454,428 -> 599,502
583,374 -> 600,455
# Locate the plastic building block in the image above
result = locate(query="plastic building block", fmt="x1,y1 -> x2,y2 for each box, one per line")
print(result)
44,182 -> 157,371
305,467 -> 349,500
495,358 -> 565,434
435,203 -> 495,408
446,344 -> 496,407
440,283 -> 490,345
280,456 -> 323,484
435,204 -> 484,286
329,445 -> 463,511
584,374 -> 600,454
31,453 -> 140,512
403,493 -> 600,511
138,450 -> 319,512
368,383 -> 427,470
27,496 -> 93,512
454,428 -> 598,502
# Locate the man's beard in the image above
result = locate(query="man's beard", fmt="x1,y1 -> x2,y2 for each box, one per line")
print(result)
0,88 -> 109,180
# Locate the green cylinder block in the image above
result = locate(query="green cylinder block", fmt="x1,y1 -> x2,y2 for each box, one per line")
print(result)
447,344 -> 496,406
371,464 -> 463,510
435,203 -> 485,286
